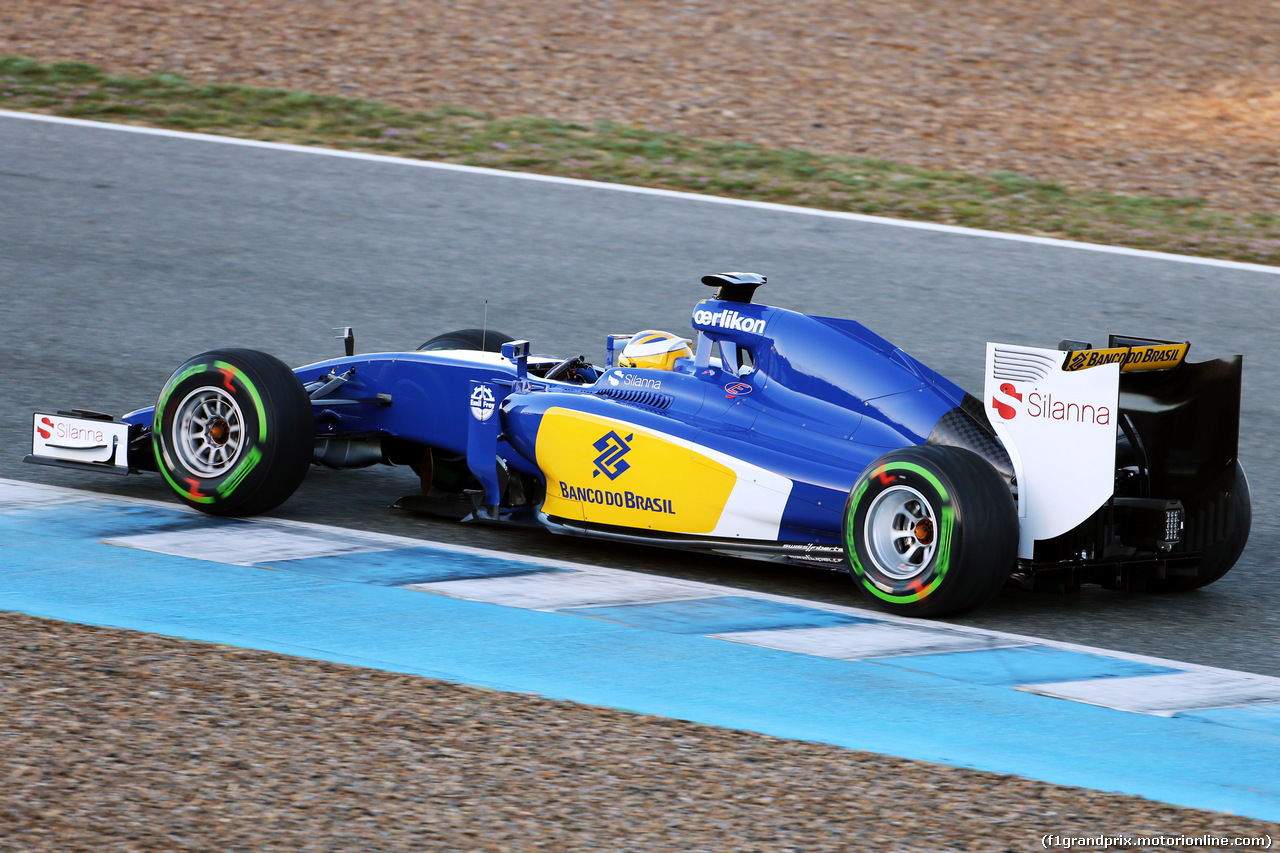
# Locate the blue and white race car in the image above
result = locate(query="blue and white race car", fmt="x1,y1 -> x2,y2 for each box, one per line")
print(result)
27,272 -> 1249,616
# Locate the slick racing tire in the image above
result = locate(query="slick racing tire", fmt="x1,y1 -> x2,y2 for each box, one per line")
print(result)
153,349 -> 313,516
417,328 -> 514,353
1150,461 -> 1252,593
843,446 -> 1017,617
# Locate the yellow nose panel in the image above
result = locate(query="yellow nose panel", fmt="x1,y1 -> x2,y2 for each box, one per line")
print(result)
536,407 -> 735,533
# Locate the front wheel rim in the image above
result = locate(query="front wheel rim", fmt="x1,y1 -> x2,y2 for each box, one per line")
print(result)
863,484 -> 938,581
172,386 -> 246,477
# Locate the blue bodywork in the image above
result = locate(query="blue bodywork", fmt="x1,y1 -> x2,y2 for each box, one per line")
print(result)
124,293 -> 971,563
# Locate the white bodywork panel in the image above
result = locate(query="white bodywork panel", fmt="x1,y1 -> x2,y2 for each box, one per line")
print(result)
31,412 -> 131,470
984,344 -> 1120,559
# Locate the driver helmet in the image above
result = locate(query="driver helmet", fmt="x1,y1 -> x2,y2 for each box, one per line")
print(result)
619,330 -> 693,370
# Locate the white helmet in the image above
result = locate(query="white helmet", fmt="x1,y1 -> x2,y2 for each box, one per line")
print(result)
619,330 -> 694,370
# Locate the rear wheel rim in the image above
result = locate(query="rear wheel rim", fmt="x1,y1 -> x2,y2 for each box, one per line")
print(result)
863,484 -> 938,581
172,386 -> 245,477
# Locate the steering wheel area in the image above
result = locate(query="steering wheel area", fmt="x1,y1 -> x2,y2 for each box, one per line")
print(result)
542,355 -> 596,384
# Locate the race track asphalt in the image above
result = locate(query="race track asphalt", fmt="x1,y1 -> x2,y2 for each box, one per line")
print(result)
2,111 -> 1277,676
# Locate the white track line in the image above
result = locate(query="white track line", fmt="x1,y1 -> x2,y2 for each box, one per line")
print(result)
4,109 -> 1277,277
411,572 -> 717,611
106,526 -> 402,565
715,623 -> 1024,660
1019,672 -> 1280,717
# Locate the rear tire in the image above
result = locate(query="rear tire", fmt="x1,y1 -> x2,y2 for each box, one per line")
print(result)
153,349 -> 313,516
843,446 -> 1017,617
417,328 -> 514,353
1150,462 -> 1251,592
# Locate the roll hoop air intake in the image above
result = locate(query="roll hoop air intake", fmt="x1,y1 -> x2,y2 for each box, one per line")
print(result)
701,272 -> 767,304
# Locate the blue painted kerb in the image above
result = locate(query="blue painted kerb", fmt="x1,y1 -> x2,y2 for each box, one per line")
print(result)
2,502 -> 1279,821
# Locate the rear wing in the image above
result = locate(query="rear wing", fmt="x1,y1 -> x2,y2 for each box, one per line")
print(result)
1067,334 -> 1241,504
1061,337 -> 1190,373
984,339 -> 1241,559
1116,352 -> 1242,503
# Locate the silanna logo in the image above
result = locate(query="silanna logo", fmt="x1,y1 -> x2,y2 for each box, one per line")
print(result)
607,372 -> 664,390
991,382 -> 1112,425
991,383 -> 1022,420
36,415 -> 106,445
592,430 -> 633,479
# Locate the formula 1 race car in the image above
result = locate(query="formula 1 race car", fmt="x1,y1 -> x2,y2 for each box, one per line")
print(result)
27,272 -> 1250,616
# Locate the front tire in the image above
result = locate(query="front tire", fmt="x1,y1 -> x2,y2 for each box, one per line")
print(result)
153,349 -> 313,516
843,446 -> 1017,617
417,328 -> 514,353
411,329 -> 513,493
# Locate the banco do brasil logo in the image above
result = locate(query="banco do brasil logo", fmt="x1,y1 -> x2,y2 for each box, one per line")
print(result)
592,431 -> 633,480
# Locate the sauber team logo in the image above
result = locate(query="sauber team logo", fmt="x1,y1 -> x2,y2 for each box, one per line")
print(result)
592,430 -> 633,480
